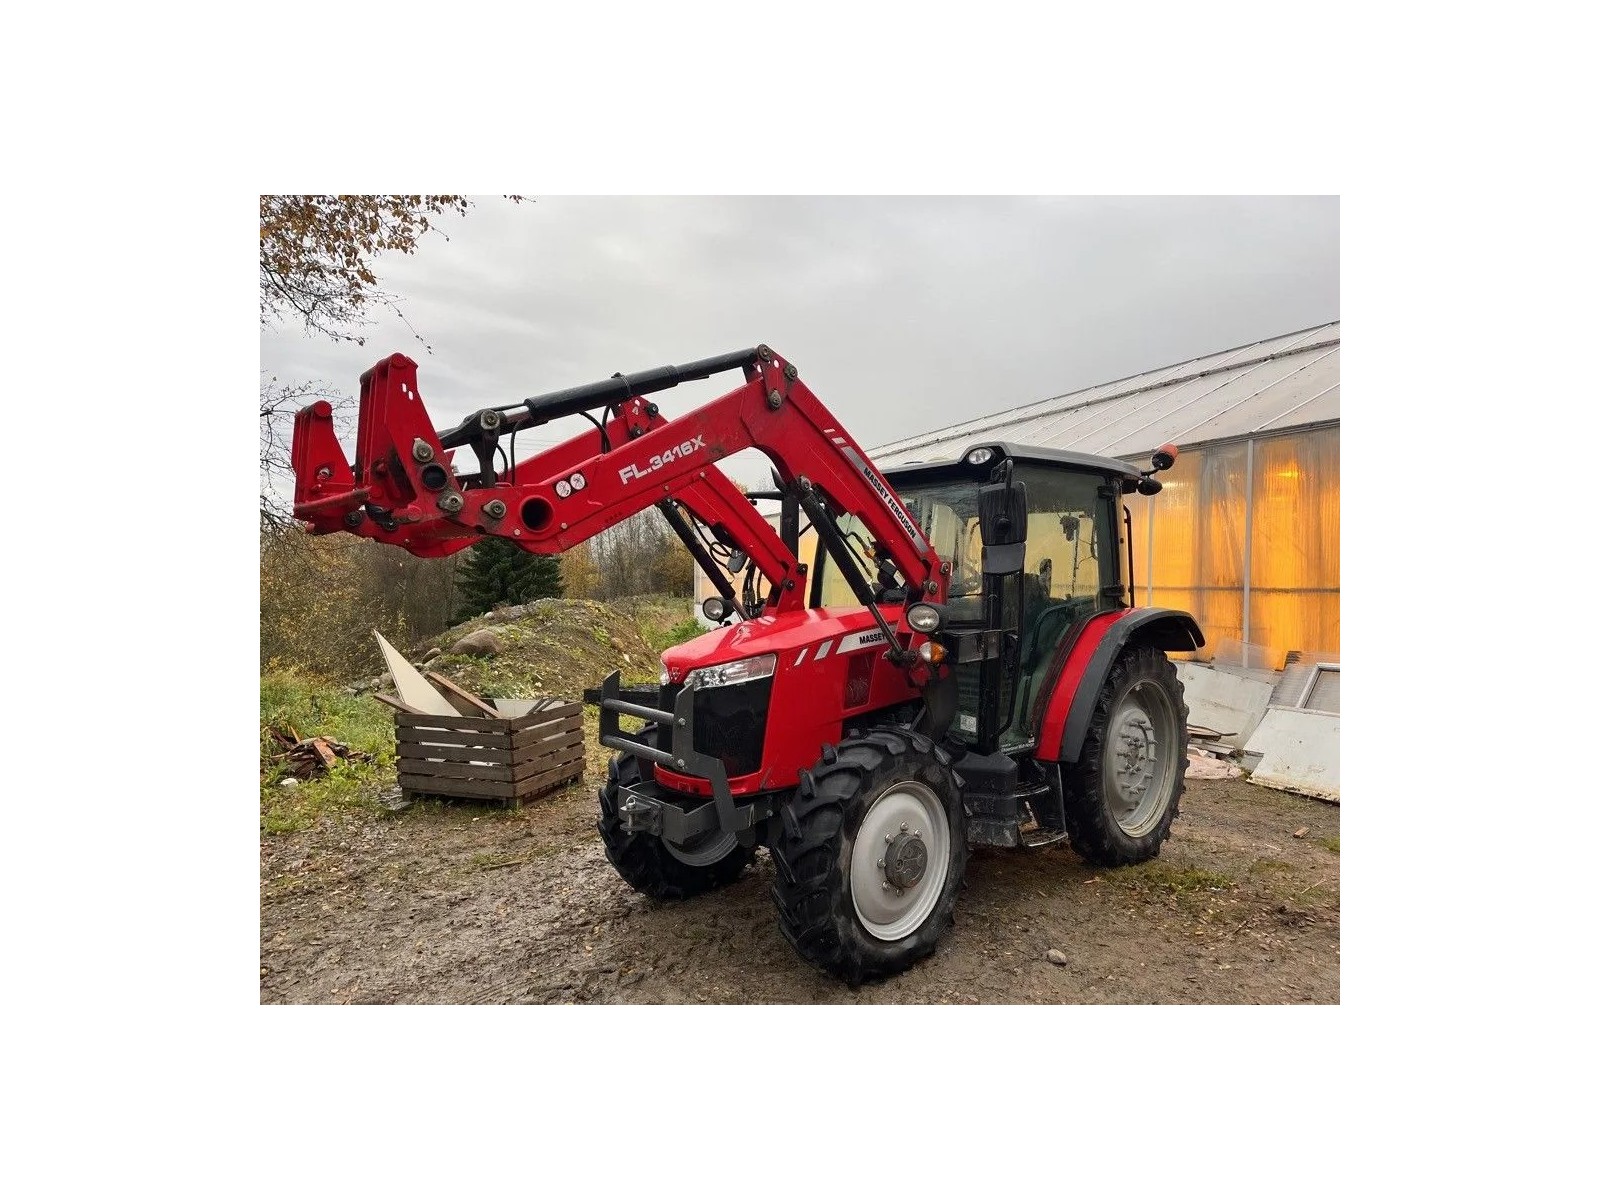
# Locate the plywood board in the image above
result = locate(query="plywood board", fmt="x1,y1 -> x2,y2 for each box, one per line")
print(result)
492,698 -> 539,719
373,630 -> 457,717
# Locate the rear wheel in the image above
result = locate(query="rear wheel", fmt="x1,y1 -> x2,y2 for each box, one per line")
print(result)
597,724 -> 755,899
1061,643 -> 1189,866
770,729 -> 968,984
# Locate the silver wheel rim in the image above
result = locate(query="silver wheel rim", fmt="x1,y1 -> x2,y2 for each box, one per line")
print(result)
1103,680 -> 1181,837
850,780 -> 951,942
664,826 -> 739,867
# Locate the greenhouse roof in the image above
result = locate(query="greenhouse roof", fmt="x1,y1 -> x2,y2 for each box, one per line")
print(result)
870,320 -> 1340,470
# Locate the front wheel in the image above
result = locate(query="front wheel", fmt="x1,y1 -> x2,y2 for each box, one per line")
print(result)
1061,643 -> 1189,866
770,728 -> 968,984
597,724 -> 755,899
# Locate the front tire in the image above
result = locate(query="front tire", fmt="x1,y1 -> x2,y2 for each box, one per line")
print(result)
770,728 -> 968,984
597,724 -> 755,900
1061,643 -> 1189,866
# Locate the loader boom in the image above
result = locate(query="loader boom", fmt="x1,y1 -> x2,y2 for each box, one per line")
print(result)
292,345 -> 947,627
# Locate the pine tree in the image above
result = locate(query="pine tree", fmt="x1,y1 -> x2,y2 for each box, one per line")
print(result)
453,538 -> 563,622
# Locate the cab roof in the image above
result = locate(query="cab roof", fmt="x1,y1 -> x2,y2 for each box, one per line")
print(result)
880,440 -> 1147,485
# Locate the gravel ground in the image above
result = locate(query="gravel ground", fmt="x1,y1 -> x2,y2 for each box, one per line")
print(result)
260,749 -> 1339,1005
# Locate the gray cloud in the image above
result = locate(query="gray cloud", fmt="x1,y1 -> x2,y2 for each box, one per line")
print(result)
261,196 -> 1337,487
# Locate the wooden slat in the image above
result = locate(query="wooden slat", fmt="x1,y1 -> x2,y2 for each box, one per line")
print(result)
399,773 -> 517,799
401,759 -> 584,807
397,743 -> 513,766
395,712 -> 508,733
510,717 -> 583,752
504,702 -> 581,729
509,761 -> 585,798
515,730 -> 584,763
396,727 -> 515,750
392,701 -> 580,735
508,748 -> 585,784
397,731 -> 581,765
425,672 -> 501,718
372,693 -> 426,716
400,758 -> 516,783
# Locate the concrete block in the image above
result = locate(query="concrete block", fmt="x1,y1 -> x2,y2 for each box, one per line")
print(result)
1175,663 -> 1275,750
1244,708 -> 1340,802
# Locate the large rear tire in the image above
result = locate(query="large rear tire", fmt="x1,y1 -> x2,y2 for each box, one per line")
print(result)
770,728 -> 968,984
597,724 -> 756,899
1061,643 -> 1189,867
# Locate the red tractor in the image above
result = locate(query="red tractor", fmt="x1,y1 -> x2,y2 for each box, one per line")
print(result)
292,345 -> 1201,982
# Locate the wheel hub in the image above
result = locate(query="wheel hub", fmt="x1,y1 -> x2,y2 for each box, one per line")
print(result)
1113,716 -> 1156,794
882,831 -> 928,889
850,782 -> 952,942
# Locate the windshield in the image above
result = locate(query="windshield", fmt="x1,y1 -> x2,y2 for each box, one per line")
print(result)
818,479 -> 986,618
815,466 -> 1117,622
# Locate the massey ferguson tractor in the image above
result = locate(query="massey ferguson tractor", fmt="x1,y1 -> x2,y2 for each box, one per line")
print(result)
292,344 -> 1202,982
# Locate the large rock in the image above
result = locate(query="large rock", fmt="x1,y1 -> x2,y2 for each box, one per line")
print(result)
449,628 -> 506,657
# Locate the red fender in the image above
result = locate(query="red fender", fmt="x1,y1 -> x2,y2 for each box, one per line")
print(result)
1033,608 -> 1204,763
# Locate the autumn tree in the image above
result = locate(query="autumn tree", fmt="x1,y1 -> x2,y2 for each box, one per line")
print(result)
260,195 -> 471,344
258,195 -> 523,521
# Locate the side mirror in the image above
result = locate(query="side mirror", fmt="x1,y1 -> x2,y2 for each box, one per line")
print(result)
1061,515 -> 1079,540
1151,443 -> 1179,472
726,549 -> 748,574
978,478 -> 1028,546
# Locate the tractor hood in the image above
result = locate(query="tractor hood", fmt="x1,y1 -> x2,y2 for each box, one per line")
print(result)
658,605 -> 890,686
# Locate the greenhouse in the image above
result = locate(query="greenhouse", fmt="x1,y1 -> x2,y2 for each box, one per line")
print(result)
868,321 -> 1340,670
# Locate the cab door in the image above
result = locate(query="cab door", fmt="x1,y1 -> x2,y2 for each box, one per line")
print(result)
1003,466 -> 1125,748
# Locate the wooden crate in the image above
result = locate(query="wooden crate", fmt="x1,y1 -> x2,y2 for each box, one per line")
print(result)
395,699 -> 584,809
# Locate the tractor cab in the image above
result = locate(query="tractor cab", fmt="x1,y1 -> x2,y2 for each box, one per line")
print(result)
818,442 -> 1156,755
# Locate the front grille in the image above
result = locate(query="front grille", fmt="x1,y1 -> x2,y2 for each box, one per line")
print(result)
660,680 -> 771,778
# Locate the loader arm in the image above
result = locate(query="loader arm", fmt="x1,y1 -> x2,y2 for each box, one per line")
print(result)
291,345 -> 947,626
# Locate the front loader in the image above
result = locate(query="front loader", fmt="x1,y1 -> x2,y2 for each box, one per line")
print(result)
291,344 -> 1202,983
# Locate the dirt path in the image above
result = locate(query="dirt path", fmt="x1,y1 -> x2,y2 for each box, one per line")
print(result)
260,769 -> 1339,1005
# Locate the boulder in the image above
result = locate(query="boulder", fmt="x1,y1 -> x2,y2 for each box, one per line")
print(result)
449,628 -> 506,657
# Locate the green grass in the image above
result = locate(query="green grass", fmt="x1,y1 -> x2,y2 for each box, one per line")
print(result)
260,669 -> 396,835
1319,836 -> 1340,854
648,616 -> 705,653
1113,861 -> 1237,895
1248,858 -> 1296,875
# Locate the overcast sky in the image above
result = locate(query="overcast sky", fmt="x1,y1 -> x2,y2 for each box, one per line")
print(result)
261,196 -> 1338,489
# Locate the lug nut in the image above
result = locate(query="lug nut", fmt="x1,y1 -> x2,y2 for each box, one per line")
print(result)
900,822 -> 908,832
344,510 -> 363,528
886,834 -> 894,843
483,499 -> 507,520
882,882 -> 890,890
412,438 -> 434,463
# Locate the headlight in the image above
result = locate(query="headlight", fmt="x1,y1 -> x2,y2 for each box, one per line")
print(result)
966,447 -> 995,466
906,603 -> 942,633
684,653 -> 777,690
701,596 -> 730,623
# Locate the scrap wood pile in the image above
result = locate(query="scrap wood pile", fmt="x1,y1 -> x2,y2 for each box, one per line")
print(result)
368,629 -> 585,809
264,727 -> 374,779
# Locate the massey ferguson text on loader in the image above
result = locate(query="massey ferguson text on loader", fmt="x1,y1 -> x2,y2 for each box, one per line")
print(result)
291,345 -> 1201,982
